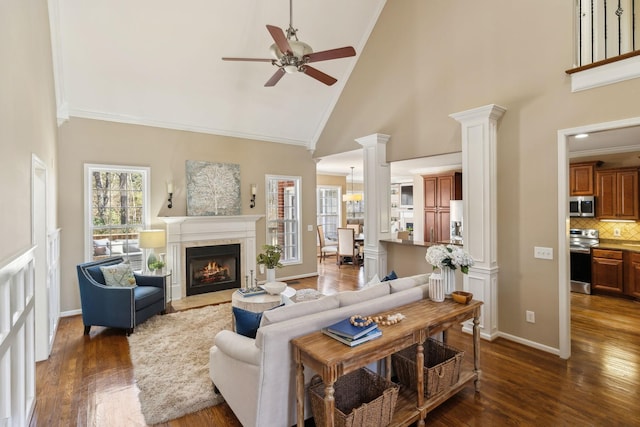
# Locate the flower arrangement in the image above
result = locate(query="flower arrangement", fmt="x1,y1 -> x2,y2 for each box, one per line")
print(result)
425,244 -> 474,274
256,244 -> 283,269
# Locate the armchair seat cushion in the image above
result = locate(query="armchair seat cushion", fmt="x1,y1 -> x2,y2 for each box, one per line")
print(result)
134,285 -> 164,310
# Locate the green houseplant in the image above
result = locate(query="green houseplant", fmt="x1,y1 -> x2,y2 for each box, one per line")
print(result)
256,244 -> 283,283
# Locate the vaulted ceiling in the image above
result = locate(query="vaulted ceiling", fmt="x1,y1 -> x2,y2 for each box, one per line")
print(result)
52,0 -> 387,150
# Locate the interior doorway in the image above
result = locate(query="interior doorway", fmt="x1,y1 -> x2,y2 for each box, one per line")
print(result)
557,117 -> 640,359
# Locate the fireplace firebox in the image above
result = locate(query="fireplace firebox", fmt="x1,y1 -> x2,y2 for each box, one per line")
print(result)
185,244 -> 241,296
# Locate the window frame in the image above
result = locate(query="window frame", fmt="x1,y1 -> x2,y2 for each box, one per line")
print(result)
83,164 -> 151,263
265,174 -> 302,266
316,185 -> 342,242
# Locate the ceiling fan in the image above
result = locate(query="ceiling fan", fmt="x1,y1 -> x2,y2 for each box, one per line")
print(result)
222,0 -> 356,87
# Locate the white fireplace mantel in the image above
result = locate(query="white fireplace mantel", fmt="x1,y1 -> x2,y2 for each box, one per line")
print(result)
160,215 -> 264,299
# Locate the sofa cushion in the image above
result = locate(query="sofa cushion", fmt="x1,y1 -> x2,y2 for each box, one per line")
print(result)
233,306 -> 264,338
389,273 -> 430,293
338,282 -> 390,307
100,262 -> 137,287
260,294 -> 339,327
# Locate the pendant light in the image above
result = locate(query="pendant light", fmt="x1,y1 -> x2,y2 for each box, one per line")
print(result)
342,167 -> 363,202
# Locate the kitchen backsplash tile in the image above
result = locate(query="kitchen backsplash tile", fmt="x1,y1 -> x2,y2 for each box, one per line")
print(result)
570,218 -> 640,240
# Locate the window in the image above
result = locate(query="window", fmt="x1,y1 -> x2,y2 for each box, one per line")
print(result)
84,164 -> 150,271
266,175 -> 301,264
317,186 -> 341,241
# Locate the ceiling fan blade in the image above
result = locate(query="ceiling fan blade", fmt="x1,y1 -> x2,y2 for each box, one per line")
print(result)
305,46 -> 356,63
222,57 -> 273,62
265,68 -> 286,87
266,25 -> 292,55
302,66 -> 337,86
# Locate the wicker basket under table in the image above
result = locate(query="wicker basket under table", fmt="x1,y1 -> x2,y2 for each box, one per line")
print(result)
308,368 -> 399,427
391,338 -> 464,398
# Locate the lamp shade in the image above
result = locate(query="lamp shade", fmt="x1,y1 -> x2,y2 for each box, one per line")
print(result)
138,229 -> 166,249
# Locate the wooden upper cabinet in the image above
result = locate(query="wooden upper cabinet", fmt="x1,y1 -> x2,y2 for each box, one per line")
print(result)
596,167 -> 639,220
570,161 -> 601,196
422,172 -> 462,243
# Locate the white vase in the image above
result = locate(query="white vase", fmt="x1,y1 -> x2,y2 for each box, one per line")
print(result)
441,267 -> 456,297
266,268 -> 276,283
428,273 -> 445,302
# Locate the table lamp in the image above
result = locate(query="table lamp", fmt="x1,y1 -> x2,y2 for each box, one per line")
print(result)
139,229 -> 166,273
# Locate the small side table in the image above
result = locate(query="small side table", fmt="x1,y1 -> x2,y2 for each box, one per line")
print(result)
231,286 -> 296,312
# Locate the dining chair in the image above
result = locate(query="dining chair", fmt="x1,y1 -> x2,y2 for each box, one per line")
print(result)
317,225 -> 337,263
337,227 -> 359,268
346,224 -> 360,235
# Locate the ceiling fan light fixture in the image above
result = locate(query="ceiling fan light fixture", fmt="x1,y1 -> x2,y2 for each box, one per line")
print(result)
284,65 -> 298,73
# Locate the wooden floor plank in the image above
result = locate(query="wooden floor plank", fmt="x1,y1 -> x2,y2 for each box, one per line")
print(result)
31,261 -> 640,426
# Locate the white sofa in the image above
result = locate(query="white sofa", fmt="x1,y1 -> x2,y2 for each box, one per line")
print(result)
209,273 -> 430,427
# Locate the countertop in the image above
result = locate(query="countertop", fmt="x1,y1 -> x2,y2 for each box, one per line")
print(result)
381,239 -> 463,248
595,240 -> 640,253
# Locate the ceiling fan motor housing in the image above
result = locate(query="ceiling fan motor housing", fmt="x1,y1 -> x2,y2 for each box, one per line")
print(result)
270,40 -> 313,71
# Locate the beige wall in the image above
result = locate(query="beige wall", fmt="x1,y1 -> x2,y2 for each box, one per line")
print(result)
315,0 -> 640,348
0,0 -> 58,261
58,118 -> 318,312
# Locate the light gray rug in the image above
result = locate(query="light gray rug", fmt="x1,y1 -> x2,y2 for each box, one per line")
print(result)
127,303 -> 232,425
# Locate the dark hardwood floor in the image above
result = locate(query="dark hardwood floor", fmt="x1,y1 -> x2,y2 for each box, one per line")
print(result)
31,260 -> 640,426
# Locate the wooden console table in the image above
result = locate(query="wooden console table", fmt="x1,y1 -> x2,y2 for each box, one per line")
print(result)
291,298 -> 482,427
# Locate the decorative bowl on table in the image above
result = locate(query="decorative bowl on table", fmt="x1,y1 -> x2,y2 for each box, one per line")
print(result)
451,291 -> 473,304
261,281 -> 287,295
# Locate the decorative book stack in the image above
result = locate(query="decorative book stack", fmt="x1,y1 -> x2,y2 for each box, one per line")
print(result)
237,288 -> 266,297
322,317 -> 382,347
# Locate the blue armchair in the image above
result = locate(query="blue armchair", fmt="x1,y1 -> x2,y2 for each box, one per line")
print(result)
76,257 -> 167,335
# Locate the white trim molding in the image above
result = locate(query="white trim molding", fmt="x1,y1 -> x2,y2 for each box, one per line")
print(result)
569,55 -> 640,92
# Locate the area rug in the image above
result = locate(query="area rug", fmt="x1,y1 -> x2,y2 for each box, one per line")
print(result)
127,303 -> 232,425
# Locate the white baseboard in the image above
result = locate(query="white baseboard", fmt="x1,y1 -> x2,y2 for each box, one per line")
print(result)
496,331 -> 560,356
61,309 -> 82,317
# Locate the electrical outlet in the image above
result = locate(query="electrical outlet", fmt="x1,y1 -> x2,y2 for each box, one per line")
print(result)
534,246 -> 553,260
308,224 -> 313,232
614,228 -> 621,237
526,310 -> 535,323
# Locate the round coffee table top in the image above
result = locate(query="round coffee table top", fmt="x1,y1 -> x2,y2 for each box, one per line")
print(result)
232,285 -> 296,313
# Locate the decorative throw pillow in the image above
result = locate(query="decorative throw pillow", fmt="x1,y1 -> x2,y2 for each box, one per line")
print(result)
233,306 -> 263,339
381,270 -> 398,282
100,263 -> 137,287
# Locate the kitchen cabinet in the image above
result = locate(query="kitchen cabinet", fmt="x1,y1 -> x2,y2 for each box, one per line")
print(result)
626,252 -> 640,299
423,172 -> 462,243
596,167 -> 639,220
592,248 -> 624,295
570,161 -> 601,196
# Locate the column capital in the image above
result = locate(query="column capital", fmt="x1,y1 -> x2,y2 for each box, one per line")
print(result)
449,104 -> 506,124
355,133 -> 390,147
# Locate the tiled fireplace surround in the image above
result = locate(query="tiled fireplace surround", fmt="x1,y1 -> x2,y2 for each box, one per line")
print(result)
160,215 -> 263,300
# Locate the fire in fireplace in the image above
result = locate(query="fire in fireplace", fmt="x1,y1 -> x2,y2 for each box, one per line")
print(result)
186,244 -> 241,296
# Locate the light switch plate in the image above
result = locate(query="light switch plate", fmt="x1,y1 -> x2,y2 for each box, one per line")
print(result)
534,246 -> 553,260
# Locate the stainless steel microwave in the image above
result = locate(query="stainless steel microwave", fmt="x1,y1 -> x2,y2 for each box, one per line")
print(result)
569,196 -> 595,217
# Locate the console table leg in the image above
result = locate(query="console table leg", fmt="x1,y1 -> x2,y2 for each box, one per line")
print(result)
473,311 -> 481,392
323,382 -> 336,427
295,354 -> 305,426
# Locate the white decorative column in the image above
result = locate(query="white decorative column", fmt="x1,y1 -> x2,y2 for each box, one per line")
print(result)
356,133 -> 391,282
450,104 -> 506,340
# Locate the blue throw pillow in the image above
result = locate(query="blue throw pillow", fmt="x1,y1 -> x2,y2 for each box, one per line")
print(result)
233,306 -> 263,338
382,270 -> 398,282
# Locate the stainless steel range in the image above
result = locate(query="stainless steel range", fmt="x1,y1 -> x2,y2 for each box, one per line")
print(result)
569,228 -> 599,294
